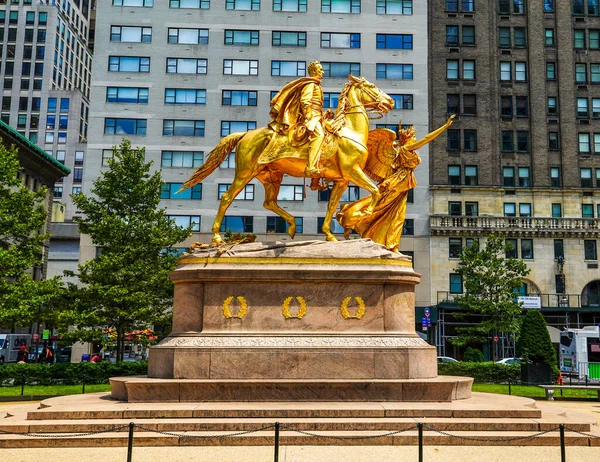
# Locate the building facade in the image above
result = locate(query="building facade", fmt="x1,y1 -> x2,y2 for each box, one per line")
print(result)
84,0 -> 433,308
429,0 -> 600,359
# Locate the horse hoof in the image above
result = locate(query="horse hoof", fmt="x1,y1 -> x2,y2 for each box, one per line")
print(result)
287,226 -> 296,239
344,230 -> 350,240
326,236 -> 338,242
211,235 -> 224,246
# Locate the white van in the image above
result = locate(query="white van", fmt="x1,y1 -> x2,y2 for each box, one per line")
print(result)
0,334 -> 32,364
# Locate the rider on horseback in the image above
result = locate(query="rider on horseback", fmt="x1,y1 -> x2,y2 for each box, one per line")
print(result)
268,60 -> 331,177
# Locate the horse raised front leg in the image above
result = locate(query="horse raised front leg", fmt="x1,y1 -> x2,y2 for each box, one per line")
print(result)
322,181 -> 349,242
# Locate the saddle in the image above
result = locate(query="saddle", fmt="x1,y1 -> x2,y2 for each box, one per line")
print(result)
258,126 -> 338,165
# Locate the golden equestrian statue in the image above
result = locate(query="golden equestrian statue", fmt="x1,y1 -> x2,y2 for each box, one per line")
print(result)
336,115 -> 455,252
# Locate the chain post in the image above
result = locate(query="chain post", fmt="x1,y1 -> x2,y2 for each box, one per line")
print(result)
508,379 -> 511,396
127,422 -> 134,462
82,375 -> 86,394
274,421 -> 280,462
418,422 -> 423,462
20,375 -> 25,396
559,424 -> 566,462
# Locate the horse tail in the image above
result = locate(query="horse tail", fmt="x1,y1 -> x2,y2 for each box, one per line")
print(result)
178,133 -> 245,192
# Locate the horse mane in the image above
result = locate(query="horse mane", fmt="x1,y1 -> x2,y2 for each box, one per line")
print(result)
330,82 -> 352,133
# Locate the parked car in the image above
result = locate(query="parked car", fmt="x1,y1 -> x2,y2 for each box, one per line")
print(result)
496,357 -> 521,365
437,356 -> 459,364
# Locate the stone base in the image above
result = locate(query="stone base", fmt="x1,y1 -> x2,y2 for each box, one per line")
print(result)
110,376 -> 473,403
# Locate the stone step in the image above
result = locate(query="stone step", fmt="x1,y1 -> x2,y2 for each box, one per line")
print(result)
0,429 -> 598,448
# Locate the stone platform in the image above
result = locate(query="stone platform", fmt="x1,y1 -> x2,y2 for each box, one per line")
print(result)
118,240 -> 468,402
1,392 -> 598,448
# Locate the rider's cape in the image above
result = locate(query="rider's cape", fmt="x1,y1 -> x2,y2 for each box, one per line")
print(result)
268,77 -> 321,134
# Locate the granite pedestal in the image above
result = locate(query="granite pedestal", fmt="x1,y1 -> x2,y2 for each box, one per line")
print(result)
111,239 -> 472,402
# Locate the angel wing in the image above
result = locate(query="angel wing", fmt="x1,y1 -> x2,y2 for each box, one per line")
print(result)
364,128 -> 397,182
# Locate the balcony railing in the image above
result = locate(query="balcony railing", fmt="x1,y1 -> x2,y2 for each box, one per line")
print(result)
436,291 -> 598,309
430,215 -> 600,236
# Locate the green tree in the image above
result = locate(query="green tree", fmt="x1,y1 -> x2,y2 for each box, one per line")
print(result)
451,236 -> 530,361
0,142 -> 62,330
463,347 -> 484,363
60,140 -> 192,361
516,310 -> 557,368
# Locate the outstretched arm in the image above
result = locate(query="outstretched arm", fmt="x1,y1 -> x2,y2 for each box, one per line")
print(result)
403,115 -> 455,151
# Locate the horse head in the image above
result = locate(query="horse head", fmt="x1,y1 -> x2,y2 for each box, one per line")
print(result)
347,74 -> 395,114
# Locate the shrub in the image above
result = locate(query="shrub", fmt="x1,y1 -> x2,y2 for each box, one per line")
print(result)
516,310 -> 556,366
438,361 -> 520,383
0,361 -> 147,386
463,347 -> 484,363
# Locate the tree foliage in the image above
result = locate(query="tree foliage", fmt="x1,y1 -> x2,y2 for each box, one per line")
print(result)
0,142 -> 62,330
59,140 -> 191,361
451,235 -> 530,360
516,310 -> 556,366
463,347 -> 484,363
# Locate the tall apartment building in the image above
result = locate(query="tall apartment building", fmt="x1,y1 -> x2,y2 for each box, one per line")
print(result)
84,0 -> 433,309
429,0 -> 600,359
0,0 -> 93,282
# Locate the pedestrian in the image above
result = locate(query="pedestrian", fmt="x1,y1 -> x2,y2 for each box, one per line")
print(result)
91,352 -> 101,363
44,347 -> 53,364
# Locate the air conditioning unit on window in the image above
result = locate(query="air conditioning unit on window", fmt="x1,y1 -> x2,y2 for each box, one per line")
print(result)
577,85 -> 589,90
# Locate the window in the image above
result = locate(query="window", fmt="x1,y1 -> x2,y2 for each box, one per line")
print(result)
47,98 -> 57,113
449,274 -> 462,294
501,131 -> 514,152
58,115 -> 68,130
501,96 -> 513,117
515,62 -> 527,81
574,30 -> 586,49
72,168 -> 83,183
585,240 -> 597,260
169,215 -> 201,232
109,56 -> 150,72
448,201 -> 462,215
545,28 -> 555,46
593,99 -> 600,118
273,0 -> 307,11
111,26 -> 152,43
277,185 -> 304,201
504,202 -> 516,217
463,60 -> 475,79
402,219 -> 414,235
518,167 -> 530,187
583,203 -> 595,218
448,165 -> 461,185
465,202 -> 478,216
322,0 -> 361,13
514,28 -> 526,48
224,30 -> 259,46
521,240 -> 533,259
516,131 -> 529,152
226,0 -> 260,10
579,133 -> 591,153
581,168 -> 593,187
104,118 -> 147,135
447,130 -> 460,151
161,183 -> 202,200
519,203 -> 531,217
220,154 -> 236,169
591,30 -> 600,49
546,62 -> 556,80
464,166 -> 478,185
166,58 -> 207,74
592,64 -> 600,83
75,151 -> 84,166
169,28 -> 208,44
597,169 -> 600,187
318,186 -> 359,202
449,238 -> 462,258
590,0 -> 600,15
169,0 -> 210,8
463,130 -> 477,151
499,28 -> 511,48
165,89 -> 206,104
554,240 -> 564,261
552,203 -> 562,218
271,61 -> 306,76
377,0 -> 413,14
272,31 -> 306,46
550,167 -> 561,188
223,59 -> 259,75
447,94 -> 459,115
222,90 -> 257,106
163,120 -> 205,136
376,34 -> 412,49
323,32 -> 361,48
219,215 -> 254,232
267,217 -> 304,233
221,121 -> 257,136
446,60 -> 459,79
547,97 -> 558,115
376,63 -> 412,80
505,238 -> 518,258
446,26 -> 458,46
548,132 -> 559,150
72,187 -> 82,195
576,63 -> 587,83
323,62 -> 361,77
387,94 -> 412,111
106,87 -> 149,104
503,167 -> 515,187
161,151 -> 204,168
113,0 -> 154,6
577,98 -> 590,118
218,184 -> 255,200
462,26 -> 475,45
516,96 -> 528,117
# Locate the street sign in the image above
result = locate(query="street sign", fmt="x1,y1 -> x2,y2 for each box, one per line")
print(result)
493,336 -> 499,342
42,329 -> 50,340
33,334 -> 39,340
518,296 -> 541,309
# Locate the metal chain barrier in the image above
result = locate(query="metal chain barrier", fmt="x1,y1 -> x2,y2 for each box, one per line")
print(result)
279,423 -> 419,440
132,423 -> 276,439
0,423 -> 130,438
563,426 -> 600,439
421,424 -> 561,443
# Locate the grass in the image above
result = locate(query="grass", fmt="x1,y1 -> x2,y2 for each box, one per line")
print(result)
0,383 -> 111,397
473,383 -> 600,399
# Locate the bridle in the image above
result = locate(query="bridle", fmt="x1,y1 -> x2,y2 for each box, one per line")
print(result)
347,81 -> 389,120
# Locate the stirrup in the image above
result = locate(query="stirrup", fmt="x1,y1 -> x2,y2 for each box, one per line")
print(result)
304,166 -> 321,176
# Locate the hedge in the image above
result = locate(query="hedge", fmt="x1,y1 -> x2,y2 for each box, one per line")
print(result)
0,361 -> 148,386
438,362 -> 520,383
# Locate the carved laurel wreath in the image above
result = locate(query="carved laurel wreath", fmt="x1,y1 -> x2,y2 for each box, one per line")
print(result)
340,296 -> 366,319
222,296 -> 248,319
281,296 -> 307,319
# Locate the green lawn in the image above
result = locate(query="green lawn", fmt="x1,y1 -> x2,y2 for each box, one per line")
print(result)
473,383 -> 599,399
0,383 -> 111,397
